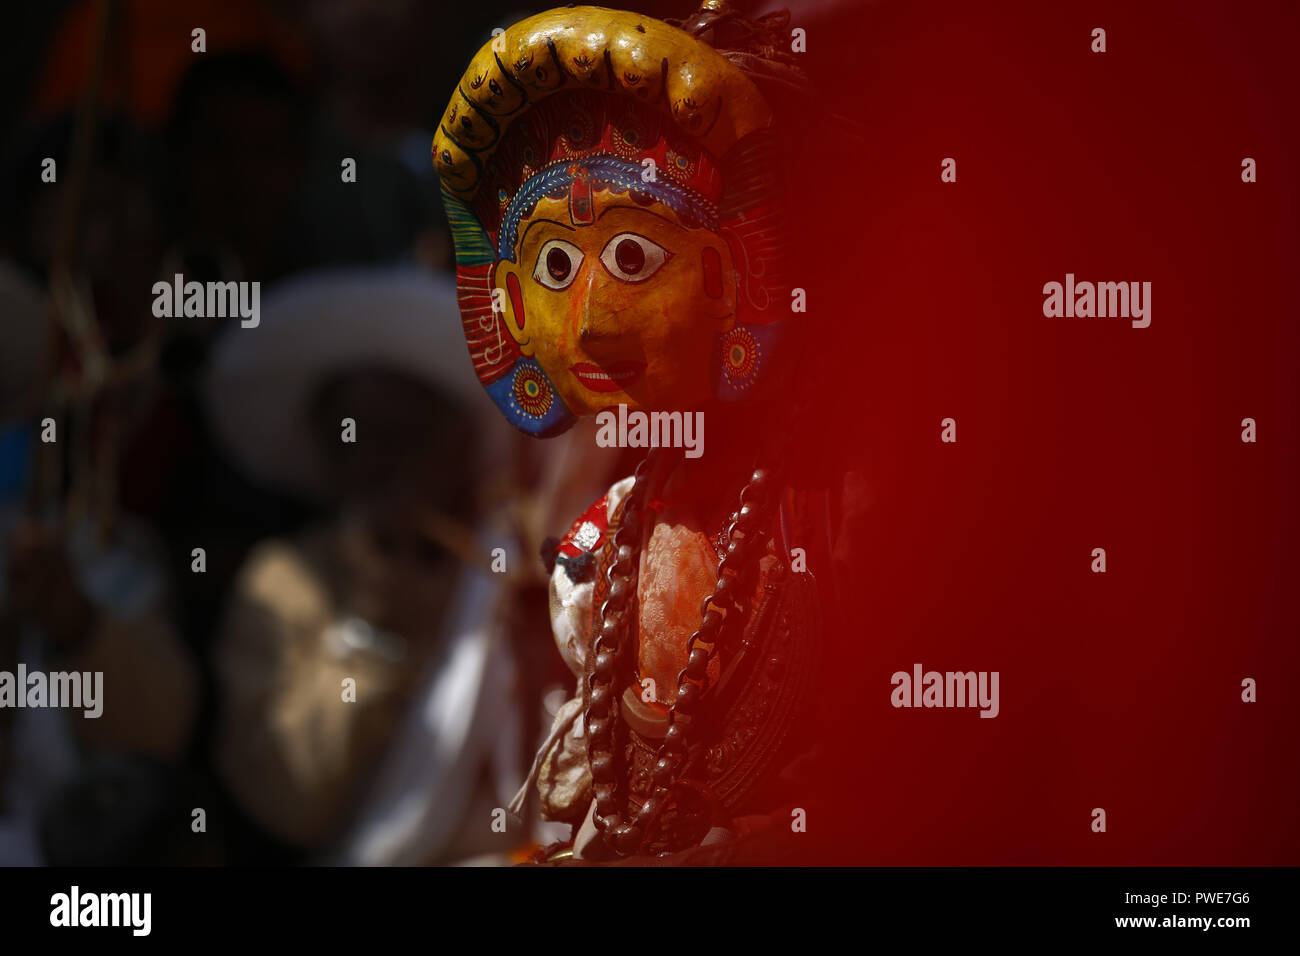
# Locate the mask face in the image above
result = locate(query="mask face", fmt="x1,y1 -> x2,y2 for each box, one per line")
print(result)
492,190 -> 738,417
439,81 -> 783,437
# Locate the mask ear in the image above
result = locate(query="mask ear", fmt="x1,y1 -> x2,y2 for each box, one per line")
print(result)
483,258 -> 574,437
712,320 -> 784,402
483,357 -> 576,437
700,236 -> 739,318
712,218 -> 786,402
491,258 -> 533,354
443,186 -> 573,438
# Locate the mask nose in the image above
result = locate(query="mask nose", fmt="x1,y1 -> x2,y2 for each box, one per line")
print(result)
573,272 -> 620,344
579,318 -> 614,343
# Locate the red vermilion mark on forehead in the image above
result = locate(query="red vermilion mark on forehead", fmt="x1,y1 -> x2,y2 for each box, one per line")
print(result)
701,246 -> 723,299
506,271 -> 526,331
569,177 -> 595,225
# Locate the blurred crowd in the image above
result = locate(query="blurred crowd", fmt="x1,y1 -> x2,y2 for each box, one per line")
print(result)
0,0 -> 673,865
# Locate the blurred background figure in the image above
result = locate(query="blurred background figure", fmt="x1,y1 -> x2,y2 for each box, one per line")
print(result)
281,0 -> 453,273
0,202 -> 200,866
162,51 -> 309,285
203,267 -> 535,863
163,47 -> 435,281
2,0 -> 633,866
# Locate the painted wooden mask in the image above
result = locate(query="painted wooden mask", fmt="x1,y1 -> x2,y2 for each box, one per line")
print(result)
434,5 -> 786,436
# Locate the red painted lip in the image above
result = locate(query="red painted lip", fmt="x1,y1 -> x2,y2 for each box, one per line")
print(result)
570,361 -> 645,393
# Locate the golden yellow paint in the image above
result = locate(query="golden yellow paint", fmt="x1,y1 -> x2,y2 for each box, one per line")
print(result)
493,191 -> 736,416
433,5 -> 771,200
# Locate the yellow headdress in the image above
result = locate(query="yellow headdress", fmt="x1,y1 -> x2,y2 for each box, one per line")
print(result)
433,4 -> 773,201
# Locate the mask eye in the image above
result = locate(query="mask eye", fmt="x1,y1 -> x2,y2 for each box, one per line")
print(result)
598,233 -> 670,283
533,239 -> 584,290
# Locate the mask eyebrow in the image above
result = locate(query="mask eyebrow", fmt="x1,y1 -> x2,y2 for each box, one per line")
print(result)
596,204 -> 683,227
520,217 -> 574,253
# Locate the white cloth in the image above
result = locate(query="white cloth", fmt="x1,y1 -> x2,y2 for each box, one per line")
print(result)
329,534 -> 520,865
